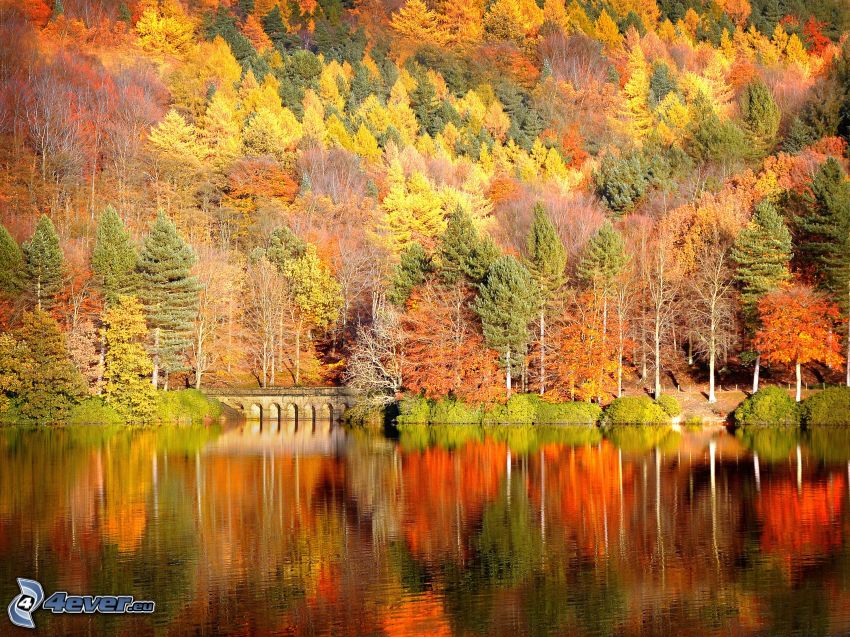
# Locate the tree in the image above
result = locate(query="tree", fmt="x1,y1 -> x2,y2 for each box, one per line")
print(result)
475,256 -> 537,398
525,203 -> 567,395
137,212 -> 200,389
135,0 -> 196,56
688,240 -> 736,403
731,200 -> 792,391
23,215 -> 63,311
51,0 -> 63,20
755,286 -> 843,402
740,79 -> 780,157
577,220 -> 628,399
344,301 -> 405,405
391,0 -> 447,44
796,158 -> 850,386
0,310 -> 86,422
388,243 -> 432,306
91,206 -> 138,306
0,224 -> 24,296
102,296 -> 157,423
620,44 -> 653,139
438,207 -> 499,285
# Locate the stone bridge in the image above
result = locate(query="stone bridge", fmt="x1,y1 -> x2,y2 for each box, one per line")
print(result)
206,386 -> 360,430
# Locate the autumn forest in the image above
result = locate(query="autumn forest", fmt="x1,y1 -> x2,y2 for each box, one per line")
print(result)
3,0 -> 850,423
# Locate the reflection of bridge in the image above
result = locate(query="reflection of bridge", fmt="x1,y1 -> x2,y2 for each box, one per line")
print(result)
205,421 -> 348,456
206,386 -> 359,429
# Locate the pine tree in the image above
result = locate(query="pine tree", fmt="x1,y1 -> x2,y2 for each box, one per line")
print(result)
91,206 -> 138,306
474,256 -> 537,398
103,296 -> 157,423
740,79 -> 780,157
118,2 -> 132,23
620,44 -> 653,139
137,212 -> 200,389
0,224 -> 24,296
388,243 -> 432,305
438,207 -> 499,285
577,220 -> 628,294
52,0 -> 63,20
731,200 -> 792,391
525,203 -> 567,394
6,310 -> 86,422
796,157 -> 850,386
23,214 -> 63,310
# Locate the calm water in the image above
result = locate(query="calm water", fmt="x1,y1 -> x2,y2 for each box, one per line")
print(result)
2,422 -> 850,636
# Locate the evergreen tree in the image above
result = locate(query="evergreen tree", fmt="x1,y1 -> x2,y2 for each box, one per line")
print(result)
0,224 -> 24,296
388,243 -> 432,306
261,6 -> 288,47
137,212 -> 200,389
740,79 -> 780,157
731,200 -> 792,391
525,203 -> 567,394
648,61 -> 677,108
52,0 -> 64,20
438,207 -> 499,285
2,310 -> 86,422
23,214 -> 63,310
796,157 -> 850,385
103,296 -> 157,423
577,220 -> 629,293
91,206 -> 138,306
118,2 -> 132,23
474,256 -> 537,398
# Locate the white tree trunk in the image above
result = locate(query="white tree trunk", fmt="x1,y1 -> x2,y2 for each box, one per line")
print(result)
753,353 -> 760,393
506,347 -> 512,399
795,360 -> 802,403
539,310 -> 545,395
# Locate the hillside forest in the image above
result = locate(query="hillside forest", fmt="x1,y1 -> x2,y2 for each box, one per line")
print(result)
3,0 -> 850,421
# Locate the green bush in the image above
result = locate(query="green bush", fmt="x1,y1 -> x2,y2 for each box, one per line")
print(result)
430,398 -> 483,424
343,403 -> 388,428
482,394 -> 539,425
535,401 -> 602,425
655,394 -> 681,418
733,387 -> 799,426
156,389 -> 223,425
800,386 -> 850,426
68,397 -> 123,426
602,396 -> 670,425
396,394 -> 431,425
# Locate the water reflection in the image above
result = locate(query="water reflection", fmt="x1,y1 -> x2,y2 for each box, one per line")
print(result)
1,424 -> 850,636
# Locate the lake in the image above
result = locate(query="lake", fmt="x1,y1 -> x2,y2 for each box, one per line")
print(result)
2,422 -> 850,636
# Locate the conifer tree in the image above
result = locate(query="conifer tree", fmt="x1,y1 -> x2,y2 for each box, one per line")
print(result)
731,200 -> 792,391
52,0 -> 63,20
388,243 -> 432,306
23,214 -> 63,310
91,206 -> 138,306
103,296 -> 157,423
474,256 -> 537,398
5,310 -> 86,422
438,207 -> 499,285
740,79 -> 780,156
118,2 -> 131,23
0,224 -> 24,296
137,212 -> 200,389
796,157 -> 850,386
525,203 -> 567,394
620,45 -> 653,139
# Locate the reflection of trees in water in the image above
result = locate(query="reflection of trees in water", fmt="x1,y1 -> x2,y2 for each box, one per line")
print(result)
736,426 -> 799,462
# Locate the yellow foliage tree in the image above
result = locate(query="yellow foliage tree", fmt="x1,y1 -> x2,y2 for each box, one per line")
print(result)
619,45 -> 653,139
377,167 -> 447,254
136,0 -> 196,57
391,0 -> 448,45
594,9 -> 622,49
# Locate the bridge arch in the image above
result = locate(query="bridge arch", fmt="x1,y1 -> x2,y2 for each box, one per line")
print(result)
269,403 -> 281,432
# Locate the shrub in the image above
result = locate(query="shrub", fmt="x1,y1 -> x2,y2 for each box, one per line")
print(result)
800,386 -> 850,426
536,401 -> 602,425
602,396 -> 670,425
68,397 -> 123,426
482,393 -> 539,425
344,404 -> 388,428
655,394 -> 681,418
430,398 -> 483,424
397,394 -> 431,425
733,387 -> 799,426
156,389 -> 223,425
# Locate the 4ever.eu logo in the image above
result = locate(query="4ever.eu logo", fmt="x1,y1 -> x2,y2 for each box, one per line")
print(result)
8,578 -> 155,629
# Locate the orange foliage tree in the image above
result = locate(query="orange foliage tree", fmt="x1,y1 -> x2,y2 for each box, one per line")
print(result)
400,282 -> 503,404
754,285 -> 844,401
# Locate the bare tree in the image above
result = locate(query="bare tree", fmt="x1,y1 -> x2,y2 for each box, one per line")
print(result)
242,257 -> 285,387
344,299 -> 404,405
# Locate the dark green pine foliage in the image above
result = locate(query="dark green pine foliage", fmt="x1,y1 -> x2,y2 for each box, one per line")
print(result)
205,6 -> 268,78
261,6 -> 288,48
410,69 -> 441,136
526,203 -> 567,299
137,212 -> 200,382
796,158 -> 850,312
118,1 -> 132,23
266,226 -> 307,265
388,243 -> 432,306
731,200 -> 792,326
474,256 -> 537,395
0,224 -> 25,296
593,152 -> 651,215
91,206 -> 138,306
648,61 -> 677,108
740,79 -> 780,157
12,309 -> 86,422
577,220 -> 628,293
23,214 -> 63,310
52,0 -> 64,19
438,208 -> 500,286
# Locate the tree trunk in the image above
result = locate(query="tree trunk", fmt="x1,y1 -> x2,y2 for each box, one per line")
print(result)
795,360 -> 801,403
152,327 -> 160,388
295,318 -> 302,385
539,310 -> 545,395
752,353 -> 760,393
654,317 -> 662,399
97,328 -> 105,395
846,303 -> 850,387
506,347 -> 512,399
708,320 -> 716,403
